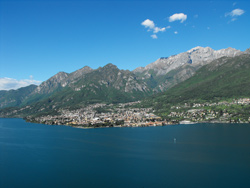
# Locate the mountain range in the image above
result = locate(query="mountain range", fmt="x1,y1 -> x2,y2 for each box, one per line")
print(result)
0,46 -> 249,117
134,46 -> 245,92
142,53 -> 250,116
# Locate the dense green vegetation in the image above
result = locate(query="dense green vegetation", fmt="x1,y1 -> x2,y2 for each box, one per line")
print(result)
142,54 -> 250,113
0,85 -> 37,108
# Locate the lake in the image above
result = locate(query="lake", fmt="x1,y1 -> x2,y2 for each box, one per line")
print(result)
0,118 -> 250,188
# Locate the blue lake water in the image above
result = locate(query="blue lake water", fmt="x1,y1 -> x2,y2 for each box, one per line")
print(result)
0,118 -> 250,188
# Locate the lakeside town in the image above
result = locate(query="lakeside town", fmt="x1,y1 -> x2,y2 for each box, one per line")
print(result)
25,101 -> 171,128
166,98 -> 250,124
25,98 -> 250,128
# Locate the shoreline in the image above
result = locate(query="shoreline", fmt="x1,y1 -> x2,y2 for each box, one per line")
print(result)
21,118 -> 250,129
1,117 -> 249,129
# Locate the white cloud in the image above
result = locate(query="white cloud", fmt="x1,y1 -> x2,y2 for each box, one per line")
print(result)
141,19 -> 168,38
151,34 -> 158,39
225,8 -> 245,22
230,8 -> 245,16
0,77 -> 41,90
169,13 -> 187,23
153,27 -> 166,33
141,19 -> 155,29
174,31 -> 178,34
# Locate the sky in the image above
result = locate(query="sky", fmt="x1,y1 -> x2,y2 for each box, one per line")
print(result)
1,0 -> 250,90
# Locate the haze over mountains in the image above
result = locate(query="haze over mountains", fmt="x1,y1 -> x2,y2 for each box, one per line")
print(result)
0,46 -> 249,117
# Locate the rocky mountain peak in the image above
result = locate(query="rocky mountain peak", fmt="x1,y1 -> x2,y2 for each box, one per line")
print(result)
133,46 -> 244,76
245,48 -> 250,54
103,63 -> 118,69
33,71 -> 69,94
70,66 -> 93,78
187,46 -> 209,53
133,66 -> 145,73
215,47 -> 241,57
80,65 -> 93,71
190,46 -> 213,54
54,71 -> 69,79
40,71 -> 69,85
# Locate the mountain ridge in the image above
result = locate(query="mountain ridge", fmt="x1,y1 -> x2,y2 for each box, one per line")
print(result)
0,46 -> 249,115
134,46 -> 243,75
142,53 -> 250,118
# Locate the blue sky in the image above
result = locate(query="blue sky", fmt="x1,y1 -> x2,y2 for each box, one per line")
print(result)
1,0 -> 250,90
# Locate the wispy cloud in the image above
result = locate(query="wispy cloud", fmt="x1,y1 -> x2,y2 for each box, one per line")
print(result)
141,19 -> 169,39
174,31 -> 178,34
153,27 -> 166,33
169,13 -> 187,23
151,34 -> 158,39
0,77 -> 41,90
225,8 -> 245,22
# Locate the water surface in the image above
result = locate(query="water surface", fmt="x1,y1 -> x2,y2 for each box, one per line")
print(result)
1,118 -> 250,188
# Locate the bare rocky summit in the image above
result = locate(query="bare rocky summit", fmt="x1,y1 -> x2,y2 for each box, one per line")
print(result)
34,71 -> 69,94
133,46 -> 244,92
133,46 -> 243,77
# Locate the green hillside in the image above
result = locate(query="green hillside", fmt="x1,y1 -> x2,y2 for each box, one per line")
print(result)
38,64 -> 152,109
0,85 -> 37,108
144,54 -> 250,112
0,64 -> 153,117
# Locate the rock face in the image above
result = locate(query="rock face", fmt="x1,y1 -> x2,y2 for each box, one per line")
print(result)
61,66 -> 93,87
33,66 -> 94,95
68,63 -> 152,98
134,47 -> 243,76
34,71 -> 69,94
245,48 -> 250,54
133,46 -> 244,92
